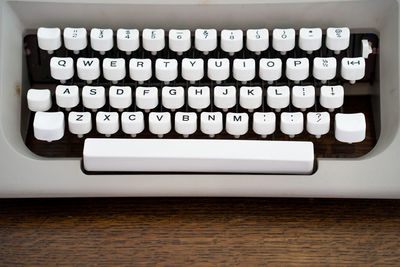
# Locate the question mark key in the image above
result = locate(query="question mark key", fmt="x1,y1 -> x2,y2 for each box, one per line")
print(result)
306,112 -> 330,138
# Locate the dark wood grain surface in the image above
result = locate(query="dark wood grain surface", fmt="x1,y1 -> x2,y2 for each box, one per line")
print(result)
0,198 -> 399,266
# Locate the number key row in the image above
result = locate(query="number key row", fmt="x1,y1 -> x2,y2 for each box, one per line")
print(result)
37,27 -> 352,55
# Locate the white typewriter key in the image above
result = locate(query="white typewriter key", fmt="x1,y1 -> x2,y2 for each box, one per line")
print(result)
77,58 -> 100,83
50,57 -> 74,83
96,112 -> 119,137
109,86 -> 132,111
280,112 -> 304,138
129,58 -> 152,83
320,85 -> 344,112
63,28 -> 87,54
341,57 -> 366,84
267,86 -> 290,112
207,58 -> 230,83
149,112 -> 171,138
169,29 -> 191,55
246,29 -> 269,55
214,86 -> 236,112
83,139 -> 314,174
221,29 -> 243,55
68,112 -> 92,138
226,113 -> 249,138
313,57 -> 337,83
326,27 -> 350,54
90,28 -> 113,55
162,86 -> 184,111
259,58 -> 282,84
135,87 -> 158,112
292,85 -> 315,111
362,39 -> 373,59
335,113 -> 366,143
121,112 -> 145,137
253,112 -> 276,138
55,85 -> 79,110
103,58 -> 126,84
200,112 -> 223,137
239,86 -> 262,112
117,29 -> 139,55
182,58 -> 204,83
82,86 -> 106,111
175,112 -> 197,137
155,59 -> 178,83
298,28 -> 322,54
286,58 -> 309,83
306,112 -> 330,138
37,27 -> 61,54
33,111 -> 65,142
195,29 -> 217,55
233,59 -> 256,83
27,89 -> 52,112
272,28 -> 295,55
142,29 -> 165,55
188,86 -> 210,111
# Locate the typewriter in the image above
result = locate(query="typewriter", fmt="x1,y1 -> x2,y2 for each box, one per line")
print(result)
0,0 -> 399,198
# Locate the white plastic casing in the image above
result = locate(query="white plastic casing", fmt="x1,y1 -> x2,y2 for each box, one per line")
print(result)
0,0 -> 399,198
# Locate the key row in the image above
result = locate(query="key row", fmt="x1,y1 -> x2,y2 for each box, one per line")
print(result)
34,111 -> 366,144
27,85 -> 345,113
38,27 -> 353,56
50,56 -> 366,84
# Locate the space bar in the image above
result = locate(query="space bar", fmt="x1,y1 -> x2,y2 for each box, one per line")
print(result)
83,139 -> 314,174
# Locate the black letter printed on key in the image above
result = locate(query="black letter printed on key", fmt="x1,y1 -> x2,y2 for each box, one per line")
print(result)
233,115 -> 242,122
58,60 -> 66,67
76,114 -> 83,121
83,60 -> 93,67
215,60 -> 223,67
267,61 -> 275,67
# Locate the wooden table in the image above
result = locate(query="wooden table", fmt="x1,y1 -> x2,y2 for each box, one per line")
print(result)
0,198 -> 399,265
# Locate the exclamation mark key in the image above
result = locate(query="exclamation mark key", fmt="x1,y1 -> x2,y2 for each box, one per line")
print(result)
320,85 -> 344,112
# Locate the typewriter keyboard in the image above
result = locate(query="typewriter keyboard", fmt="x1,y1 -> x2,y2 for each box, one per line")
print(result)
22,27 -> 379,173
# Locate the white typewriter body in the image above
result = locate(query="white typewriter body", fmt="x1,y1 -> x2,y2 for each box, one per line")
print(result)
0,0 -> 399,198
